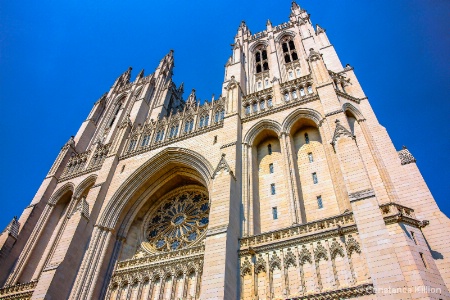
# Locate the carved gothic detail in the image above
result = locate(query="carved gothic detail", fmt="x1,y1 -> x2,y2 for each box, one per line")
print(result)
398,146 -> 416,165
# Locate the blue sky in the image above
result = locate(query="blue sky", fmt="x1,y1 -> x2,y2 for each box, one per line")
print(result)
0,1 -> 449,230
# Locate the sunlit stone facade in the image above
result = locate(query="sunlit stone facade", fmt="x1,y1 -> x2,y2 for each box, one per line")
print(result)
1,2 -> 449,299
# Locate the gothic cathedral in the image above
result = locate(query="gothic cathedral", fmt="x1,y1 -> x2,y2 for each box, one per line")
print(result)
1,2 -> 449,300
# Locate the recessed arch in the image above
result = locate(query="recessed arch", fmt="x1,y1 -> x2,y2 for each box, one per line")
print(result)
342,102 -> 364,120
281,108 -> 323,135
249,40 -> 269,53
73,174 -> 98,199
274,30 -> 296,43
244,119 -> 282,146
98,147 -> 214,230
48,182 -> 75,205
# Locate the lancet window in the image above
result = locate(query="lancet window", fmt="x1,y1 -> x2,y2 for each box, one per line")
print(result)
199,114 -> 209,129
169,125 -> 179,138
155,129 -> 164,142
184,119 -> 194,133
214,110 -> 225,123
255,46 -> 269,74
282,38 -> 298,63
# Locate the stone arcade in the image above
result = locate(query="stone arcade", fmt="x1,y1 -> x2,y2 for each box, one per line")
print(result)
1,2 -> 449,300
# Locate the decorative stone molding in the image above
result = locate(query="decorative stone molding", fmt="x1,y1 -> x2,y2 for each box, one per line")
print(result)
398,146 -> 416,165
2,216 -> 20,239
206,224 -> 228,237
213,154 -> 236,180
325,109 -> 344,117
220,141 -> 237,149
240,257 -> 252,276
0,280 -> 37,299
348,188 -> 375,202
240,212 -> 356,252
289,283 -> 374,299
330,119 -> 355,149
314,242 -> 328,261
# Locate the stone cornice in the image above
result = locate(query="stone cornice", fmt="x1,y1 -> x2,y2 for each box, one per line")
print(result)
336,90 -> 361,104
289,283 -> 374,300
242,94 -> 319,123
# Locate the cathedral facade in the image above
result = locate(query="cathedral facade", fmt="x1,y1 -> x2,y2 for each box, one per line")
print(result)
1,2 -> 449,299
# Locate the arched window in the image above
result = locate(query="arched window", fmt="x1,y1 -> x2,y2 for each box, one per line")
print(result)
260,100 -> 265,110
304,133 -> 310,144
252,102 -> 258,113
184,119 -> 194,133
267,98 -> 273,108
284,92 -> 290,102
169,125 -> 179,138
282,37 -> 298,63
141,134 -> 150,146
300,88 -> 305,97
307,85 -> 313,94
155,130 -> 164,142
128,139 -> 137,152
199,115 -> 209,129
109,102 -> 122,127
255,46 -> 269,74
268,144 -> 272,155
245,105 -> 251,115
215,110 -> 225,123
292,90 -> 297,99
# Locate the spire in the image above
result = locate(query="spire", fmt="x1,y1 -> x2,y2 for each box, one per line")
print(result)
178,82 -> 184,94
266,19 -> 273,31
291,1 -> 301,16
186,89 -> 197,109
136,69 -> 144,79
316,24 -> 326,34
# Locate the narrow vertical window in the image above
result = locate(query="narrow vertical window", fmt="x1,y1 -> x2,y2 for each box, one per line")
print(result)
312,172 -> 318,184
245,105 -> 250,115
270,183 -> 276,195
305,133 -> 310,144
300,88 -> 305,97
292,90 -> 297,99
411,231 -> 417,244
109,103 -> 122,127
272,207 -> 278,220
258,81 -> 262,89
213,135 -> 218,144
267,98 -> 273,107
255,47 -> 269,73
260,100 -> 265,110
284,93 -> 289,102
269,163 -> 274,173
308,152 -> 313,163
317,196 -> 323,209
128,139 -> 137,152
307,85 -> 313,94
265,79 -> 269,86
268,144 -> 272,155
252,102 -> 258,113
419,252 -> 427,268
296,69 -> 301,76
141,135 -> 150,146
289,71 -> 293,79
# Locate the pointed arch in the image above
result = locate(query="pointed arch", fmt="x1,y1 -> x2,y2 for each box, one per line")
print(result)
274,30 -> 296,43
243,119 -> 282,146
281,107 -> 323,135
73,174 -> 98,199
342,102 -> 364,120
98,147 -> 214,230
48,182 -> 75,205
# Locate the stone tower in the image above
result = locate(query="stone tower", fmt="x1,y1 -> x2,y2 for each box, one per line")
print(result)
1,2 -> 449,299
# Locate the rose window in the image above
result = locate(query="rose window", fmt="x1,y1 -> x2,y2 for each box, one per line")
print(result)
143,187 -> 210,253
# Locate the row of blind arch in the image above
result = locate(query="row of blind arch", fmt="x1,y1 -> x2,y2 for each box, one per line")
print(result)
127,110 -> 225,152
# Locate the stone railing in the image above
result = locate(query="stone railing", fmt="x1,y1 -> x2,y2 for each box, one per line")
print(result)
240,212 -> 355,250
59,143 -> 111,182
0,280 -> 37,299
116,244 -> 205,272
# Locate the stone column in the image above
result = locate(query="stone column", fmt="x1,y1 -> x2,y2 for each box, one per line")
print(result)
280,133 -> 298,225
